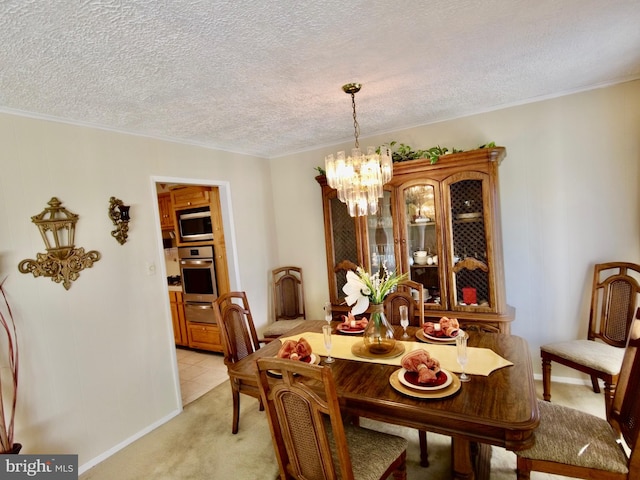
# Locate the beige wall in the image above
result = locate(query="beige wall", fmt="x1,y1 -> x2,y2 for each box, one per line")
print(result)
270,79 -> 640,377
0,79 -> 638,471
0,116 -> 278,469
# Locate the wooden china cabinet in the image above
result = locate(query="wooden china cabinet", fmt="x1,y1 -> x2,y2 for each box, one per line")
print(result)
316,146 -> 514,334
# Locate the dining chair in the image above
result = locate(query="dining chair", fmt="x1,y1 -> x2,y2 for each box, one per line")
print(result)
263,266 -> 307,339
516,314 -> 640,479
214,291 -> 273,434
255,357 -> 408,480
384,279 -> 425,327
540,262 -> 640,415
383,279 -> 429,467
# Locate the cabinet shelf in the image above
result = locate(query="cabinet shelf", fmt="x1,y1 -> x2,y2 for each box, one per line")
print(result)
409,221 -> 436,227
453,218 -> 483,224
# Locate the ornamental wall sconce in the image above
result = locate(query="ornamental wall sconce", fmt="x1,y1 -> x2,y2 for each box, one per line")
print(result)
108,197 -> 131,245
18,197 -> 101,290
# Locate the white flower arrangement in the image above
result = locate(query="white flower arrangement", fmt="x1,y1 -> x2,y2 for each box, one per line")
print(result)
343,265 -> 408,315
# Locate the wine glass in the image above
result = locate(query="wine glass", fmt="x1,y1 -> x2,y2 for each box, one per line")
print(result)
399,305 -> 410,339
322,324 -> 335,364
456,330 -> 470,382
324,302 -> 332,325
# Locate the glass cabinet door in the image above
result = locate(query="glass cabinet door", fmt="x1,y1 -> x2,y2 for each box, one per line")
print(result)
365,190 -> 395,273
448,176 -> 492,309
327,195 -> 360,304
400,183 -> 442,306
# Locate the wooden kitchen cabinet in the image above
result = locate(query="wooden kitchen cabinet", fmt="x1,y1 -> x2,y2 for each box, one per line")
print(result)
169,291 -> 188,346
316,146 -> 514,333
170,185 -> 211,209
158,192 -> 175,230
187,322 -> 223,352
170,283 -> 224,353
209,187 -> 229,295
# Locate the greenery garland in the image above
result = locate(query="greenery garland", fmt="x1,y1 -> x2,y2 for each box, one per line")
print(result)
315,141 -> 495,176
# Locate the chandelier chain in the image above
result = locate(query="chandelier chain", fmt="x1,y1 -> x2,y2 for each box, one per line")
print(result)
350,92 -> 360,149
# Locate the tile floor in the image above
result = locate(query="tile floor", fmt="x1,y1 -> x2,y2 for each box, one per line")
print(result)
175,347 -> 229,405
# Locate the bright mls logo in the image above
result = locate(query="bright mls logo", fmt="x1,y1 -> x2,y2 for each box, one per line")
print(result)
0,455 -> 77,479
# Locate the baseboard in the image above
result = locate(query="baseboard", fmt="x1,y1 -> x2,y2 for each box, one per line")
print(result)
78,407 -> 182,474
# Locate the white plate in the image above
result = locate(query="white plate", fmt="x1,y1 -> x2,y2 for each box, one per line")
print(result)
415,329 -> 456,344
424,331 -> 458,342
398,368 -> 453,391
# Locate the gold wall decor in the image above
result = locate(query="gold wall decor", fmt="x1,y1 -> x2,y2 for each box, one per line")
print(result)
108,197 -> 131,245
18,197 -> 101,290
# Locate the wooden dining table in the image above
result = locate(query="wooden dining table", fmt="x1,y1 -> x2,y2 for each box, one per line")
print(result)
231,320 -> 539,480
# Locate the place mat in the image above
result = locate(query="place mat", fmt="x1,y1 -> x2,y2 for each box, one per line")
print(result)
351,341 -> 405,359
278,332 -> 514,376
389,369 -> 461,399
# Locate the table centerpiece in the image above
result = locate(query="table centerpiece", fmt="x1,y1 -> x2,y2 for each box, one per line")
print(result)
343,265 -> 407,355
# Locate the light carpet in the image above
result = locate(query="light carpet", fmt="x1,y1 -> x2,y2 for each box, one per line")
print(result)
80,380 -> 605,479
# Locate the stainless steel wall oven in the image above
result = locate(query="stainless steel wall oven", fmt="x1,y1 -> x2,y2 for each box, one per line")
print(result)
178,246 -> 218,324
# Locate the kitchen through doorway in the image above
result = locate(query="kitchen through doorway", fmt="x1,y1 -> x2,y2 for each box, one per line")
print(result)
154,178 -> 240,406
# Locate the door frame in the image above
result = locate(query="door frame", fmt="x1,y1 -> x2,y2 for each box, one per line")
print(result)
151,175 -> 241,409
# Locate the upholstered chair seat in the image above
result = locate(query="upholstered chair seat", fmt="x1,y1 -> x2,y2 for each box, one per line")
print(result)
329,421 -> 409,480
517,400 -> 628,474
262,318 -> 306,337
541,340 -> 625,375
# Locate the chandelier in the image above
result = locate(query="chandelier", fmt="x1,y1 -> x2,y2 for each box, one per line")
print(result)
324,83 -> 392,217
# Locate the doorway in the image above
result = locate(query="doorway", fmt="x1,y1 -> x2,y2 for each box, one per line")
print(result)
153,177 -> 240,406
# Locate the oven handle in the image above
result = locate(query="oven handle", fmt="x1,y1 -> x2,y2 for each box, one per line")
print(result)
184,303 -> 214,310
180,259 -> 214,266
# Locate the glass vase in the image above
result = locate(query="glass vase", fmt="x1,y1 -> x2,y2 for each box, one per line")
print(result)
363,303 -> 396,355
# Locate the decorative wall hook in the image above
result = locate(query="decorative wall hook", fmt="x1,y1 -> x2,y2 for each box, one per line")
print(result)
18,197 -> 101,290
108,197 -> 131,245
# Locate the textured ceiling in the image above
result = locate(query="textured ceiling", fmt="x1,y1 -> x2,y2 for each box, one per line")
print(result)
1,0 -> 639,158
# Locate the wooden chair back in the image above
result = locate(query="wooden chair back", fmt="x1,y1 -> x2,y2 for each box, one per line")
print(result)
384,280 -> 424,327
215,291 -> 261,366
609,316 -> 640,476
214,291 -> 270,434
332,260 -> 359,306
256,358 -> 355,480
589,262 -> 640,347
272,266 -> 306,322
